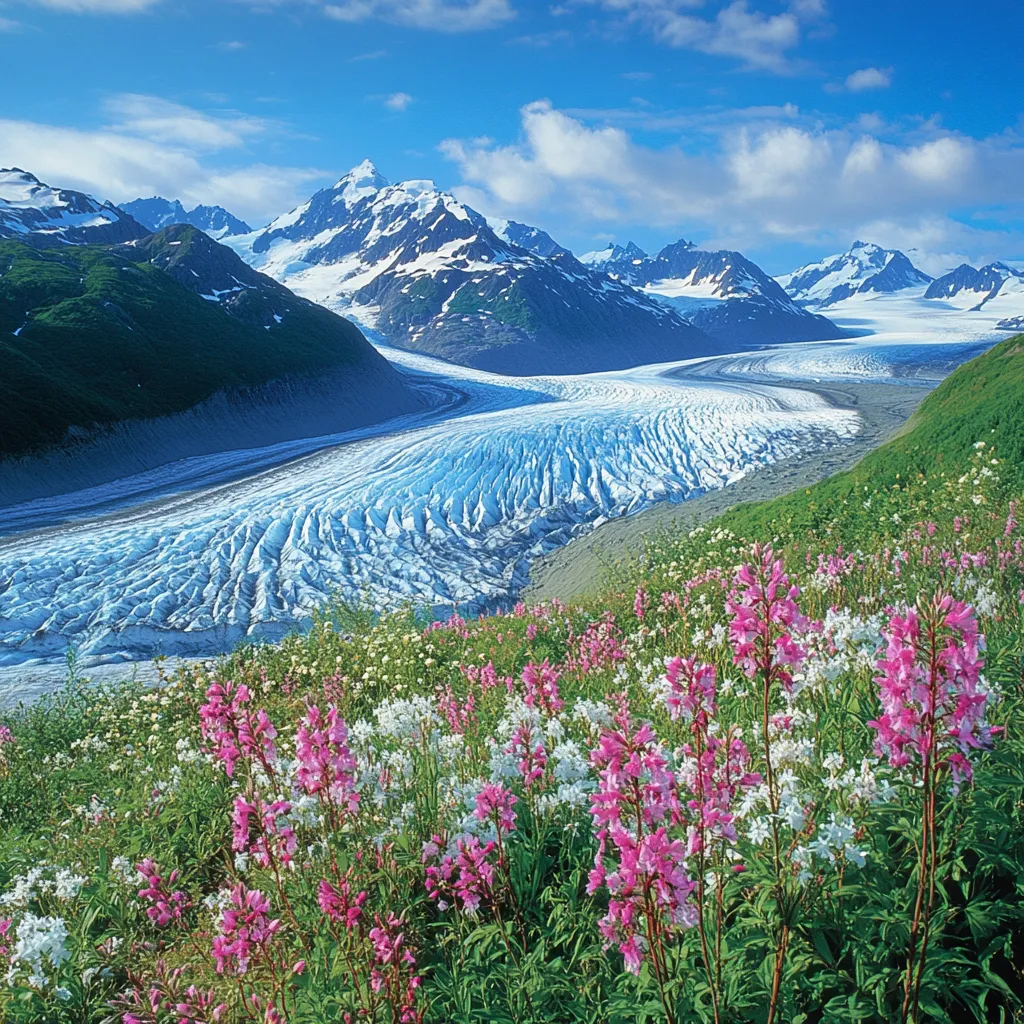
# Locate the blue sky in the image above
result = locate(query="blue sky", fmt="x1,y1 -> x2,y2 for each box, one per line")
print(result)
1,0 -> 1022,272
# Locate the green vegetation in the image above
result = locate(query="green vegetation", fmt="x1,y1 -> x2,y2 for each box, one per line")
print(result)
0,235 -> 378,459
712,334 -> 1024,545
446,280 -> 541,333
1,338 -> 1022,1023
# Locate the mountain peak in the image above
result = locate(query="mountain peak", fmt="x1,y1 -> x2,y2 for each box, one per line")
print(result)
334,160 -> 390,198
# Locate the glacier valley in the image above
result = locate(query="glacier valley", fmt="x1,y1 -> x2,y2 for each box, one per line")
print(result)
0,312 -> 1003,700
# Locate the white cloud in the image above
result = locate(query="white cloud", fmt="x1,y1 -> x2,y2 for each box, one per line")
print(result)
24,0 -> 162,12
0,105 -> 324,227
0,16 -> 22,28
323,0 -> 513,31
582,0 -> 824,72
897,136 -> 973,188
384,92 -> 413,111
845,66 -> 892,91
102,94 -> 270,150
441,98 -> 1024,263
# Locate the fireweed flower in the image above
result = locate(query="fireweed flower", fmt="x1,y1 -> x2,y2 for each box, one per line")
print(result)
727,544 -> 808,692
663,656 -> 717,725
474,783 -> 518,833
424,835 -> 497,916
230,797 -> 297,870
295,704 -> 360,815
506,722 -> 548,789
317,876 -> 367,931
587,705 -> 695,975
211,884 -> 280,976
869,594 -> 995,787
198,681 -> 278,778
136,859 -> 190,927
521,661 -> 563,715
368,913 -> 423,1024
175,985 -> 227,1024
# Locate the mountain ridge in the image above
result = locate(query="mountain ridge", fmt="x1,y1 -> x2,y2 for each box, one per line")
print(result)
777,240 -> 933,308
233,162 -> 728,375
120,196 -> 252,239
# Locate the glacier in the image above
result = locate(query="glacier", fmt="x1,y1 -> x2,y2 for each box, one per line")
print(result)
0,345 -> 861,676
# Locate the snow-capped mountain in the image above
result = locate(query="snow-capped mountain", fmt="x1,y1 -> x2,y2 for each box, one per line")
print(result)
0,168 -> 147,247
581,239 -> 843,345
777,241 -> 933,308
924,262 -> 1024,310
579,241 -> 648,268
120,196 -> 252,239
232,161 -> 722,375
488,218 -> 570,258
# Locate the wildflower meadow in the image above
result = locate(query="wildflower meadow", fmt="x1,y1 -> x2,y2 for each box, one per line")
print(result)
2,339 -> 1024,1023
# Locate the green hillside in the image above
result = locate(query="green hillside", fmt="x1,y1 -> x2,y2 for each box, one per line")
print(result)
716,334 -> 1024,543
0,230 -> 394,459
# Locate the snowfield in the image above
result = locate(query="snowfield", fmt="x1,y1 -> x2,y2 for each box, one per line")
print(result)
0,347 -> 860,671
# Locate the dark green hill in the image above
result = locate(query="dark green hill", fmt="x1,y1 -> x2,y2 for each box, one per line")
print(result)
0,226 -> 412,459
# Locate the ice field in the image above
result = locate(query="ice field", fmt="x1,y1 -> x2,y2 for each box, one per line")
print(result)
0,302 -> 1006,690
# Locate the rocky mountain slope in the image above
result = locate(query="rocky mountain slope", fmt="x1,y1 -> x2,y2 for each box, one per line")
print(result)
924,261 -> 1024,310
777,241 -> 933,307
121,196 -> 252,239
580,238 -> 843,345
0,168 -> 148,247
0,222 -> 421,463
232,161 -> 725,375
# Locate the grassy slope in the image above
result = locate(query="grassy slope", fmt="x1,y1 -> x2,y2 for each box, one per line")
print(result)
0,238 -> 383,459
713,334 -> 1024,543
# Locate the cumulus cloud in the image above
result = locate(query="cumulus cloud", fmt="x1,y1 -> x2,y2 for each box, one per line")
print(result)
384,92 -> 414,111
441,98 -> 1024,261
845,66 -> 892,91
579,0 -> 825,72
0,99 -> 324,227
323,0 -> 513,31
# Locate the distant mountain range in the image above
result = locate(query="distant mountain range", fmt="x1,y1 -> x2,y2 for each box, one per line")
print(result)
578,239 -> 843,345
229,161 -> 729,375
777,241 -> 933,308
776,241 -> 1024,321
924,262 -> 1024,310
0,168 -> 147,247
120,197 -> 252,239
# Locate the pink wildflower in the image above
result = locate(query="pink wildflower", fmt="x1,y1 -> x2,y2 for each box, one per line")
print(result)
211,883 -> 280,976
868,593 -> 995,787
663,656 -> 716,725
506,722 -> 548,789
295,704 -> 359,815
368,913 -> 423,1024
198,681 -> 277,778
726,543 -> 807,691
317,876 -> 367,931
136,859 -> 190,928
521,660 -> 563,714
474,783 -> 518,833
